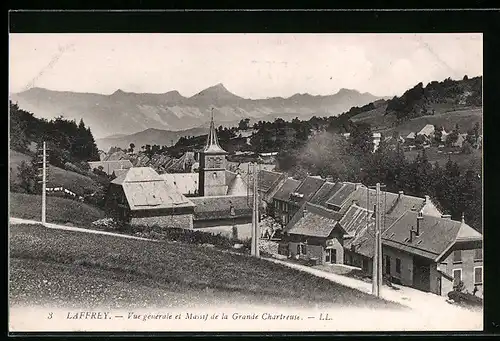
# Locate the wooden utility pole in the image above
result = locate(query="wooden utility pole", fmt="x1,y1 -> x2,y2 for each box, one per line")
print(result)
251,162 -> 260,257
40,141 -> 47,226
376,183 -> 383,294
370,182 -> 385,297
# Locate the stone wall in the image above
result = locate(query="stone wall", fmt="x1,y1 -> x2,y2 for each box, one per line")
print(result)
130,213 -> 193,229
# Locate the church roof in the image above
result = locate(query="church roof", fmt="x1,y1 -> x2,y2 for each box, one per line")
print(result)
227,174 -> 251,196
202,110 -> 227,154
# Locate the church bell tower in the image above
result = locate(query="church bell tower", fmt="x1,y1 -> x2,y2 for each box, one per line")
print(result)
198,109 -> 228,196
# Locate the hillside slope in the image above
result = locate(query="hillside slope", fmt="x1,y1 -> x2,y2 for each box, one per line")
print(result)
9,223 -> 399,310
11,85 -> 381,138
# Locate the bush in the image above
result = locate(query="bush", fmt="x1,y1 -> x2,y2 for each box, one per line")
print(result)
126,224 -> 251,252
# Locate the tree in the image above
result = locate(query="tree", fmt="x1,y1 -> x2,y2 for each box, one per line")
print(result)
238,118 -> 250,130
446,129 -> 459,147
433,125 -> 443,145
129,143 -> 135,153
17,161 -> 37,194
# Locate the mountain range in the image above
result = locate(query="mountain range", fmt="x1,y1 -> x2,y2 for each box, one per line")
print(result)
10,83 -> 383,139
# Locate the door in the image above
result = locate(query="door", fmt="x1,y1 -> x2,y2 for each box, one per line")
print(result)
385,255 -> 391,275
326,249 -> 337,264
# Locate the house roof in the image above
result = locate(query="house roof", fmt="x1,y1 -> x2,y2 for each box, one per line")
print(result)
287,212 -> 343,238
289,176 -> 325,206
417,124 -> 435,136
189,195 -> 254,221
88,160 -> 133,176
111,167 -> 194,211
406,132 -> 416,139
273,178 -> 301,202
382,211 -> 481,261
325,182 -> 357,209
258,170 -> 284,193
227,174 -> 250,196
160,173 -> 199,196
338,186 -> 429,227
309,181 -> 342,207
339,204 -> 374,237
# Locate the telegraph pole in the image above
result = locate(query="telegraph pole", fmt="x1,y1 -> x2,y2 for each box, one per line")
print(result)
37,142 -> 48,226
251,162 -> 260,257
370,182 -> 385,297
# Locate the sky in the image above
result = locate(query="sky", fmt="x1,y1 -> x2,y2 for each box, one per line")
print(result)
9,33 -> 482,98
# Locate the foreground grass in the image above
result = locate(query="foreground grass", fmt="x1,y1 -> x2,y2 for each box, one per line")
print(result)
9,192 -> 105,226
9,224 -> 402,310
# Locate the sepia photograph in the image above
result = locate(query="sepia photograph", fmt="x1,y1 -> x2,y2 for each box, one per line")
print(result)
8,32 -> 483,332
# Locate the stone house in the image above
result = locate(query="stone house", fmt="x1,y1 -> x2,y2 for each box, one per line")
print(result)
281,205 -> 345,265
382,211 -> 482,297
104,167 -> 195,228
272,177 -> 302,226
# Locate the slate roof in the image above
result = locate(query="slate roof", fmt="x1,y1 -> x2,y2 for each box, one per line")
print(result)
287,212 -> 343,238
325,182 -> 357,209
273,178 -> 301,202
337,186 -> 430,227
227,174 -> 251,196
309,181 -> 342,207
111,167 -> 194,211
88,160 -> 133,176
382,211 -> 482,261
160,173 -> 199,196
189,195 -> 255,221
340,205 -> 377,258
289,176 -> 325,206
258,170 -> 284,193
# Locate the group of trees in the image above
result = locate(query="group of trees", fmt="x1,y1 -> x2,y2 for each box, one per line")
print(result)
10,101 -> 100,168
386,76 -> 482,121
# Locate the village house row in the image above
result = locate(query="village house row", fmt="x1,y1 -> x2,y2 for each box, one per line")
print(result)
100,116 -> 482,298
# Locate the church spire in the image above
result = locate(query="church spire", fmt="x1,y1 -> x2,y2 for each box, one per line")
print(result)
203,108 -> 227,154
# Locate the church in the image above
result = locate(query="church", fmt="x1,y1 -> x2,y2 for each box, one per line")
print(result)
104,113 -> 260,233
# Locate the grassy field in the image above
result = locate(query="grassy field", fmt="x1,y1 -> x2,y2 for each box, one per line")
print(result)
9,149 -> 102,196
9,192 -> 105,226
404,147 -> 482,170
350,105 -> 482,138
9,224 -> 402,310
381,108 -> 482,137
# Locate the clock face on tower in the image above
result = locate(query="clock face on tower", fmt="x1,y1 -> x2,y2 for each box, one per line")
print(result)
206,155 -> 223,169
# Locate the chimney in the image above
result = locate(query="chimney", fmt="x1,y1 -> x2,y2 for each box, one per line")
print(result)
461,212 -> 465,223
409,226 -> 415,243
303,207 -> 307,217
441,214 -> 451,219
416,211 -> 423,236
424,195 -> 430,203
398,191 -> 404,199
352,199 -> 359,206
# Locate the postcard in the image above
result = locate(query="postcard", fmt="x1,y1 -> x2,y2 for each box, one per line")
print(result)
9,29 -> 483,332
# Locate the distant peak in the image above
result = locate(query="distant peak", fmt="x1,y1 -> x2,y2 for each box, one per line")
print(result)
337,88 -> 360,94
111,89 -> 127,96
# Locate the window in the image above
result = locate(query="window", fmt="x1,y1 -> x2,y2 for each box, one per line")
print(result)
362,258 -> 368,271
326,250 -> 331,263
274,201 -> 278,209
474,249 -> 482,261
453,250 -> 462,263
395,258 -> 401,274
385,255 -> 391,275
297,243 -> 307,255
284,203 -> 288,212
453,268 -> 462,286
474,266 -> 483,285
